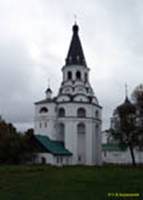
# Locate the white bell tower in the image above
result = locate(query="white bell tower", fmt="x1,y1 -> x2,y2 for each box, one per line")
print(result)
56,23 -> 102,165
34,23 -> 102,166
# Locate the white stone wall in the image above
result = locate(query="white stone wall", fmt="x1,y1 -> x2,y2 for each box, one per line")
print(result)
102,149 -> 143,164
34,99 -> 102,166
34,102 -> 57,140
57,102 -> 101,118
57,102 -> 102,165
62,65 -> 89,82
34,57 -> 102,166
35,153 -> 54,164
35,153 -> 72,166
94,123 -> 102,165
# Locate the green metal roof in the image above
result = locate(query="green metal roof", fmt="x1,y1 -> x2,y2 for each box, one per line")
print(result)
35,135 -> 72,156
102,143 -> 127,152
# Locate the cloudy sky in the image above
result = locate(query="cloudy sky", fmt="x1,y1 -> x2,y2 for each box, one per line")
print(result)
0,0 -> 143,131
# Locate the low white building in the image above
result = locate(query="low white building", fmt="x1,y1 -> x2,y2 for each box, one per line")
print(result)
33,23 -> 102,166
102,143 -> 143,164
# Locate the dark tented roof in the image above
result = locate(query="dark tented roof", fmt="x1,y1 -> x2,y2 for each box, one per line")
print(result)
65,24 -> 87,67
117,97 -> 136,114
35,135 -> 72,156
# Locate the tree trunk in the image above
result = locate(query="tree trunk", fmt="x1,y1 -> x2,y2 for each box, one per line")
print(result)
129,144 -> 136,166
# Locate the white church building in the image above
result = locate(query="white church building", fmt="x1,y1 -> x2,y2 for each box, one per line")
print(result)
102,87 -> 143,165
33,23 -> 102,166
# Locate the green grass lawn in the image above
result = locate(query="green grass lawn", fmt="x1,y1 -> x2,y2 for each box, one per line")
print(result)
0,165 -> 142,200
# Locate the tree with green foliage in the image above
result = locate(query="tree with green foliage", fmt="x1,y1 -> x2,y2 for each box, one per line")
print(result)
110,84 -> 143,166
132,84 -> 143,127
0,117 -> 35,164
132,84 -> 143,104
110,97 -> 143,166
131,84 -> 143,151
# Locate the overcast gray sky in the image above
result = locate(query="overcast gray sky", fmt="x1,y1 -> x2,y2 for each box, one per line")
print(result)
0,0 -> 143,131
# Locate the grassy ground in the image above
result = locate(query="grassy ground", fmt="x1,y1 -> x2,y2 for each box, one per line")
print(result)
0,165 -> 142,200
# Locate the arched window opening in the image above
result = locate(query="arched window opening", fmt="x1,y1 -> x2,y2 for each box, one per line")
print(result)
40,107 -> 48,113
85,73 -> 88,82
59,123 -> 65,134
77,108 -> 86,118
45,122 -> 47,128
76,71 -> 81,80
77,123 -> 86,134
58,108 -> 65,117
96,124 -> 99,129
67,71 -> 72,80
77,123 -> 86,164
95,110 -> 99,118
58,123 -> 65,142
